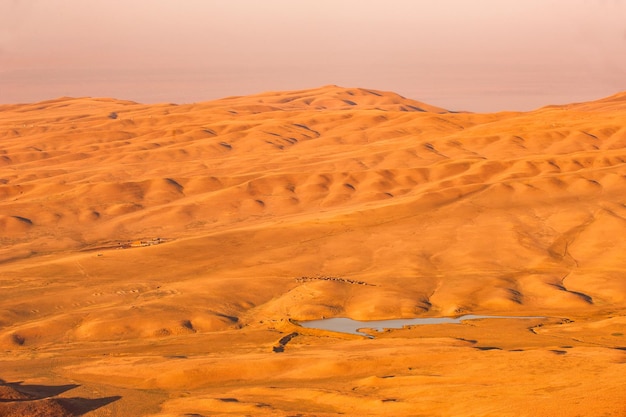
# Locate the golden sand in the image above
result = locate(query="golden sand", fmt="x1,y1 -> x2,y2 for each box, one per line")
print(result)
1,86 -> 625,416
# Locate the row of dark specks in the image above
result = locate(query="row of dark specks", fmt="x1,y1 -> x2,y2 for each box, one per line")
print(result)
295,275 -> 375,286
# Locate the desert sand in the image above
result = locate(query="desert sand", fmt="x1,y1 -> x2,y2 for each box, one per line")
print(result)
1,85 -> 625,416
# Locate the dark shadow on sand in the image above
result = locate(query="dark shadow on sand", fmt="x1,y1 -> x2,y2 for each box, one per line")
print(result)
0,381 -> 79,401
59,396 -> 122,415
1,379 -> 121,415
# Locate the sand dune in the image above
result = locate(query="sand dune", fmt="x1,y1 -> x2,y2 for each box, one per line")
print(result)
1,86 -> 626,416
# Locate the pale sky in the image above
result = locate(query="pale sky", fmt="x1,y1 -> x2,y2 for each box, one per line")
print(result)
1,0 -> 625,111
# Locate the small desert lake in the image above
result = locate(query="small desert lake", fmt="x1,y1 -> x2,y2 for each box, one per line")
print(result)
299,315 -> 546,337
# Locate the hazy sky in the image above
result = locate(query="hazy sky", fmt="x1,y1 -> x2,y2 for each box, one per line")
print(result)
1,0 -> 625,111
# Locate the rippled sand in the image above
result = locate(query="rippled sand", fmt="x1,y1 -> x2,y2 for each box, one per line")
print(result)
1,86 -> 625,416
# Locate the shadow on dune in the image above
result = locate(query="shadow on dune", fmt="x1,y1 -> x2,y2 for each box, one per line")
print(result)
59,396 -> 122,415
0,379 -> 121,416
0,380 -> 79,400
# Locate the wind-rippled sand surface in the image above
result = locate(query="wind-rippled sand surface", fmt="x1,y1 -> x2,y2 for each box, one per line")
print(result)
1,86 -> 625,416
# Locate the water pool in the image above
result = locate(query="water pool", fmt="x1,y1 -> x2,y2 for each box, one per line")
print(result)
298,315 -> 545,337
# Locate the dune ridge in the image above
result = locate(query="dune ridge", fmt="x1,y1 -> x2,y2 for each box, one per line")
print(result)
1,86 -> 625,416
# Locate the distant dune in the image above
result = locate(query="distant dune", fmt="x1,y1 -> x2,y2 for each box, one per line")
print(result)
1,86 -> 625,416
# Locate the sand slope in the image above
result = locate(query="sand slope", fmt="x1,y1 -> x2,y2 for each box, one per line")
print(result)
1,86 -> 625,416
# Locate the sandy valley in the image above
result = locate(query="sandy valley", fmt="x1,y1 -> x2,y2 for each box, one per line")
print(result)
1,86 -> 625,416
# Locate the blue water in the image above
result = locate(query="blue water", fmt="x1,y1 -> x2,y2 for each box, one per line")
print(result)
298,315 -> 545,337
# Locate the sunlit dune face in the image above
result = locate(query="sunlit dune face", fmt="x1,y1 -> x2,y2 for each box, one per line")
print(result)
1,86 -> 625,416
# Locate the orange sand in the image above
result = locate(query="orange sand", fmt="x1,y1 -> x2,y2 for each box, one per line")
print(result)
1,86 -> 625,416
